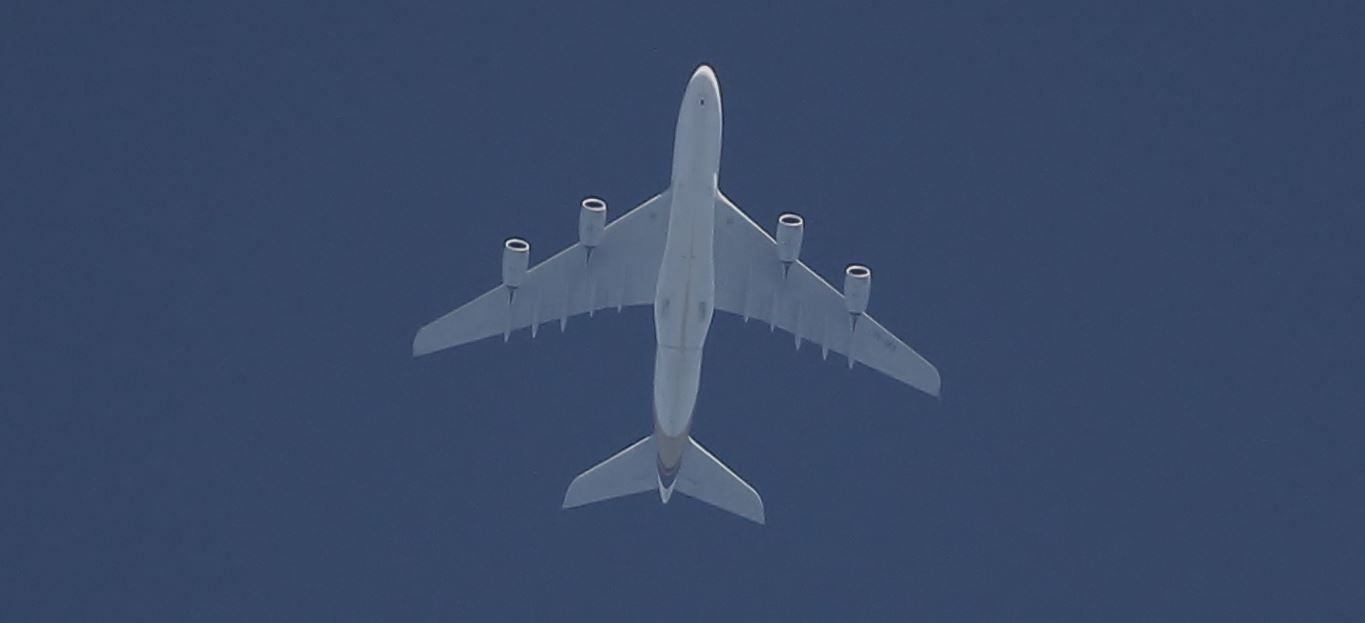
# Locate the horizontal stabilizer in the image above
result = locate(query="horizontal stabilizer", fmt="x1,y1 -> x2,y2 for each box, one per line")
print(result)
562,436 -> 657,509
677,438 -> 765,524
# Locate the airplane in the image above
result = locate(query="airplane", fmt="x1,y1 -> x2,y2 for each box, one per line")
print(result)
412,65 -> 940,525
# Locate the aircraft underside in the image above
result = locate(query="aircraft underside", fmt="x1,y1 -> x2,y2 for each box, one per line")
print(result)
412,65 -> 940,525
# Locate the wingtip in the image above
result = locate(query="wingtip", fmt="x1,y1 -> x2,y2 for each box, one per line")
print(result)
923,366 -> 943,401
560,474 -> 589,510
746,489 -> 766,525
906,373 -> 941,402
411,327 -> 441,357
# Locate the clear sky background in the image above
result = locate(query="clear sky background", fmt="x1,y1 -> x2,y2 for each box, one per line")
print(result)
3,1 -> 1362,620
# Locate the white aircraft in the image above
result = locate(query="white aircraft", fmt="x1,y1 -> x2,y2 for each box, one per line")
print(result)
413,65 -> 940,524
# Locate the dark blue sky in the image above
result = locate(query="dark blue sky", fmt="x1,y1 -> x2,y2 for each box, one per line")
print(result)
4,1 -> 1362,620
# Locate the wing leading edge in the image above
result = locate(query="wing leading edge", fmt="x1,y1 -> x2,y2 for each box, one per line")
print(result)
413,190 -> 672,356
712,192 -> 941,398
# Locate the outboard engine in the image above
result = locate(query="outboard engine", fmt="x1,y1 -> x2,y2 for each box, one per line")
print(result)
579,197 -> 606,249
502,237 -> 530,289
775,212 -> 804,265
843,264 -> 871,315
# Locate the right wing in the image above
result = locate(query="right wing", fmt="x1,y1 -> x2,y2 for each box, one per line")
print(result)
413,190 -> 671,356
712,192 -> 941,398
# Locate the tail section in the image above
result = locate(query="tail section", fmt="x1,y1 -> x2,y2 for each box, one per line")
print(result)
562,436 -> 657,509
677,438 -> 765,525
561,434 -> 765,525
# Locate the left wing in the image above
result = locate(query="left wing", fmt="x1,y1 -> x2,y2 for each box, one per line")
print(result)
712,192 -> 941,397
413,190 -> 671,356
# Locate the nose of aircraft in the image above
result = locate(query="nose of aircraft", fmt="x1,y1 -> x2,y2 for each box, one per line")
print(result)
689,64 -> 719,103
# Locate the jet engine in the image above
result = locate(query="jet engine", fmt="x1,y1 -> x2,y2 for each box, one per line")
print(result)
775,212 -> 804,263
502,237 -> 530,288
843,264 -> 872,315
579,197 -> 607,248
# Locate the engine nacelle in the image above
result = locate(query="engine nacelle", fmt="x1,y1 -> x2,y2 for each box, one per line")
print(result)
776,212 -> 804,263
502,237 -> 530,288
843,264 -> 872,315
579,197 -> 607,248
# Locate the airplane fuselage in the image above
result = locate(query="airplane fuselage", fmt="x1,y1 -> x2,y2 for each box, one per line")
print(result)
651,66 -> 723,495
